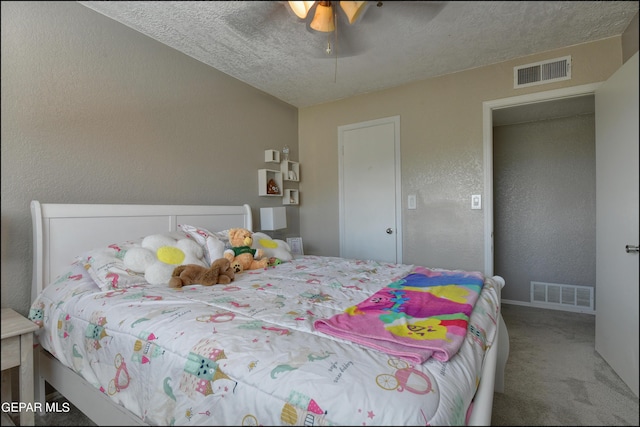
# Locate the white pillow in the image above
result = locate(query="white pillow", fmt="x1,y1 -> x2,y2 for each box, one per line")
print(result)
76,239 -> 147,290
179,224 -> 228,264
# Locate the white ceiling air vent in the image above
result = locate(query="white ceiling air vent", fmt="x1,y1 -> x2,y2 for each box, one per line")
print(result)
514,56 -> 571,88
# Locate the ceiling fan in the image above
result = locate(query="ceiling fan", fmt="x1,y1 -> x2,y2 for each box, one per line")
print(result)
286,1 -> 371,33
285,1 -> 374,59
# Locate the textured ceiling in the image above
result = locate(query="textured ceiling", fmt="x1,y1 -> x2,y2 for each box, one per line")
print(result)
78,1 -> 638,108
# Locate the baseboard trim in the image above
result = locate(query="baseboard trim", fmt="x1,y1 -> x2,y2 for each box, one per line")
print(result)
501,299 -> 596,315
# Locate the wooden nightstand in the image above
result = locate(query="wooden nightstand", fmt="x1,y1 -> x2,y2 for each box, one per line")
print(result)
1,308 -> 39,426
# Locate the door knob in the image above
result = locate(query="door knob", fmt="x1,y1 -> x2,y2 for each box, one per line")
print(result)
626,245 -> 639,253
386,228 -> 393,234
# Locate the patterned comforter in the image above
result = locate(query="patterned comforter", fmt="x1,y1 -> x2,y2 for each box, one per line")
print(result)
29,255 -> 500,426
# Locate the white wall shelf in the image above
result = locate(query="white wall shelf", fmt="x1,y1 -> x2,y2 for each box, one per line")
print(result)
264,149 -> 280,163
260,154 -> 299,203
281,160 -> 300,182
283,189 -> 299,205
258,169 -> 283,196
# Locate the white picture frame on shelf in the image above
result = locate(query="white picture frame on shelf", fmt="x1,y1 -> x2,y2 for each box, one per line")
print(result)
286,237 -> 304,257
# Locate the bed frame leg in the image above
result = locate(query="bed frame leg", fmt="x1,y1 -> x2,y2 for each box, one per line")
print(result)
33,347 -> 46,406
494,314 -> 510,393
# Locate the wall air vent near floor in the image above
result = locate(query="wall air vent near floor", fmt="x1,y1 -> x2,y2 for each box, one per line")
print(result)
514,56 -> 571,88
530,281 -> 594,314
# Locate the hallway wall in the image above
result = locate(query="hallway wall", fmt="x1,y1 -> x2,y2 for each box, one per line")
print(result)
493,112 -> 596,304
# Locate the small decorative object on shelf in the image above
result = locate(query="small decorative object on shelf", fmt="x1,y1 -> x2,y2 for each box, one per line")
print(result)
281,160 -> 300,182
267,179 -> 280,195
282,145 -> 290,161
258,169 -> 283,196
283,189 -> 299,205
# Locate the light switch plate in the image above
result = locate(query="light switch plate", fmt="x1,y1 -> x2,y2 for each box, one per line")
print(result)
408,194 -> 417,210
471,194 -> 481,210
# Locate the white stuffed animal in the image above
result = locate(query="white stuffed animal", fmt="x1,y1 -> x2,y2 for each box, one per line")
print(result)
123,233 -> 208,286
251,232 -> 293,262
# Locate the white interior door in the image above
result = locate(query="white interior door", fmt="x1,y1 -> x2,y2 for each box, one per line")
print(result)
339,116 -> 402,263
595,52 -> 639,398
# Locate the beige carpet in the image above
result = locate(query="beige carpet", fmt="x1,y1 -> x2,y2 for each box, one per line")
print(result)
492,304 -> 639,426
14,304 -> 640,426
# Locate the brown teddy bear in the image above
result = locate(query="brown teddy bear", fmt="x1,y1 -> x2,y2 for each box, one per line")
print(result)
168,258 -> 235,288
210,258 -> 235,284
223,228 -> 269,273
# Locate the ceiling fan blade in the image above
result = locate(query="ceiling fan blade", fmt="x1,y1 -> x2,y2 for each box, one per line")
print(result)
288,1 -> 316,19
339,1 -> 370,25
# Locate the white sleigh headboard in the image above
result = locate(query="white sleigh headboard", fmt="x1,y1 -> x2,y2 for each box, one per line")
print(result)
30,201 -> 252,302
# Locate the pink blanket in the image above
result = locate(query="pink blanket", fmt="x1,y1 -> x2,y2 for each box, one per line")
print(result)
314,267 -> 484,364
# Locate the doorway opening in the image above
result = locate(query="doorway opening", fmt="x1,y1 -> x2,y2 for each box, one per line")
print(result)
482,83 -> 600,279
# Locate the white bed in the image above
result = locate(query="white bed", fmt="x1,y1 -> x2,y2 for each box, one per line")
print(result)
29,200 -> 509,426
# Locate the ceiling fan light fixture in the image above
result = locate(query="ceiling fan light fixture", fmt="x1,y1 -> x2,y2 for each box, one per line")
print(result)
288,1 -> 370,34
310,2 -> 335,33
339,1 -> 369,24
288,1 -> 315,20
